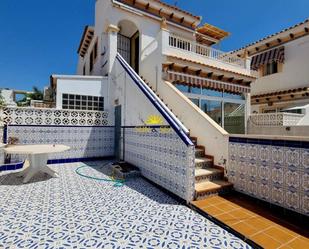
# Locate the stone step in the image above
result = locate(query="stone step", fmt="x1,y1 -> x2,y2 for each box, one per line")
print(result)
195,180 -> 233,200
195,168 -> 224,182
195,148 -> 205,157
195,157 -> 213,168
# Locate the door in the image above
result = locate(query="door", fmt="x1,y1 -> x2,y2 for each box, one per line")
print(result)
117,34 -> 131,64
114,105 -> 122,161
131,32 -> 139,74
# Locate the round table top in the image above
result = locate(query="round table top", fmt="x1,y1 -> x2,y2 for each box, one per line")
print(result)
4,144 -> 70,155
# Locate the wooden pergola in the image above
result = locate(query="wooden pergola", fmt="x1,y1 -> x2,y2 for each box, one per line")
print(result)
196,23 -> 230,46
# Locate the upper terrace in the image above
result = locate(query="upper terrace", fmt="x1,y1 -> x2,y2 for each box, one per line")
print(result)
164,32 -> 256,77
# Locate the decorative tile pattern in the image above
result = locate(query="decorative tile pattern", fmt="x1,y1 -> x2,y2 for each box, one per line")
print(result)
228,137 -> 309,216
0,161 -> 251,248
7,126 -> 115,162
3,107 -> 109,126
124,127 -> 195,202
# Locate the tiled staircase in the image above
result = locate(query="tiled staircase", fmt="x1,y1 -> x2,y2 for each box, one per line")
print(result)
141,76 -> 233,200
190,136 -> 233,200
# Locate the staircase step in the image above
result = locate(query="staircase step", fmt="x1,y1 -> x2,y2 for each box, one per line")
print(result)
195,180 -> 233,200
195,168 -> 224,182
195,148 -> 205,157
195,157 -> 213,168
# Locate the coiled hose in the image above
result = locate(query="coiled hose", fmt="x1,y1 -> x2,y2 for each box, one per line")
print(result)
75,162 -> 124,187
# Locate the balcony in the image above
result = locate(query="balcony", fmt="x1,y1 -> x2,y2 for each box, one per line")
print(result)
249,112 -> 304,126
163,32 -> 257,77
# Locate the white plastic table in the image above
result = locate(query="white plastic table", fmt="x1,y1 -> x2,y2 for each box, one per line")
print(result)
4,144 -> 70,183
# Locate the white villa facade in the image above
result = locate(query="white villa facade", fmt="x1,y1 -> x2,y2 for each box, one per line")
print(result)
46,0 -> 260,200
234,18 -> 309,134
52,0 -> 256,134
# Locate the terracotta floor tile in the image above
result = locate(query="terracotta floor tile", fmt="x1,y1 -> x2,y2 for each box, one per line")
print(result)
231,221 -> 260,237
215,202 -> 240,212
272,224 -> 301,238
200,205 -> 224,215
263,226 -> 297,244
215,213 -> 239,225
192,197 -> 216,207
246,217 -> 274,231
251,232 -> 282,249
286,237 -> 309,249
228,209 -> 256,221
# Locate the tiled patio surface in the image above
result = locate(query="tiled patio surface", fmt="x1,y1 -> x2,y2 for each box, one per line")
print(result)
192,195 -> 309,249
0,161 -> 252,249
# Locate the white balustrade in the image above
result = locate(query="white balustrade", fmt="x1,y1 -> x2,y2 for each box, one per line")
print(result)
168,34 -> 249,69
249,113 -> 304,126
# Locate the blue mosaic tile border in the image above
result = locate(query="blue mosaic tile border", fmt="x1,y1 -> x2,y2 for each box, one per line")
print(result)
0,161 -> 24,172
0,157 -> 114,173
229,136 -> 309,149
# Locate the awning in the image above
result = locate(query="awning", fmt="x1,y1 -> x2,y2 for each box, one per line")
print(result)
166,71 -> 250,94
251,46 -> 285,70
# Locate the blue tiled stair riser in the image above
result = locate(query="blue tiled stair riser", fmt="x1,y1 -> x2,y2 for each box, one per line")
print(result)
229,137 -> 309,216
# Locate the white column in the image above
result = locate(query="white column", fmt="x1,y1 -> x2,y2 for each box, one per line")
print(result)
245,92 -> 251,134
106,24 -> 120,74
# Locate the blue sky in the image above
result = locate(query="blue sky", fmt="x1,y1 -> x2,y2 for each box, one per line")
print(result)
0,0 -> 308,91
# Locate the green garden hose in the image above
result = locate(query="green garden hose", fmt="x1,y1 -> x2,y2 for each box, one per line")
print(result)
75,162 -> 124,187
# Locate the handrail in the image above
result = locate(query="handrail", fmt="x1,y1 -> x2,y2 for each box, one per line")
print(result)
116,53 -> 193,146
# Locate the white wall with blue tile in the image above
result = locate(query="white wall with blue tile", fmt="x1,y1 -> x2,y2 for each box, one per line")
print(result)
228,135 -> 309,216
124,128 -> 195,202
7,126 -> 115,162
2,108 -> 114,163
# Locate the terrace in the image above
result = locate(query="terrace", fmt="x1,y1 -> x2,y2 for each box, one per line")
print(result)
0,161 -> 252,248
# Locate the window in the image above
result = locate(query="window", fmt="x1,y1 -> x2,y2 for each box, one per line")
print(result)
263,61 -> 278,76
83,64 -> 86,75
62,94 -> 104,111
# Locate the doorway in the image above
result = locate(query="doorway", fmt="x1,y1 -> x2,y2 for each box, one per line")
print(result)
131,31 -> 139,74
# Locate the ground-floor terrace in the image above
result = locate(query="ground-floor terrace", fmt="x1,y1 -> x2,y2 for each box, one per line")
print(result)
0,161 -> 252,249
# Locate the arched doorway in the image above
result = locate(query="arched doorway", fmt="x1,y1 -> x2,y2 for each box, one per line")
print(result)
117,20 -> 140,74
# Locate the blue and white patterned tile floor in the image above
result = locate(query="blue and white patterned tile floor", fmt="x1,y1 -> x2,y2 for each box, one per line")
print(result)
0,161 -> 252,249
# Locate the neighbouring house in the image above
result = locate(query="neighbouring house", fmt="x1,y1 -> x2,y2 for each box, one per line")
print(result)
234,18 -> 309,135
0,88 -> 35,107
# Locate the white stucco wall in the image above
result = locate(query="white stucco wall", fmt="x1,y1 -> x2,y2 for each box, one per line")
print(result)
54,75 -> 109,111
110,58 -> 168,126
251,35 -> 309,95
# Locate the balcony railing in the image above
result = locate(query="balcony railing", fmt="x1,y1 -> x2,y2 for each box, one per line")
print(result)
168,34 -> 247,69
249,113 -> 304,126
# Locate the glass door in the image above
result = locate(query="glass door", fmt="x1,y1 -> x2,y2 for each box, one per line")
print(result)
201,99 -> 222,126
